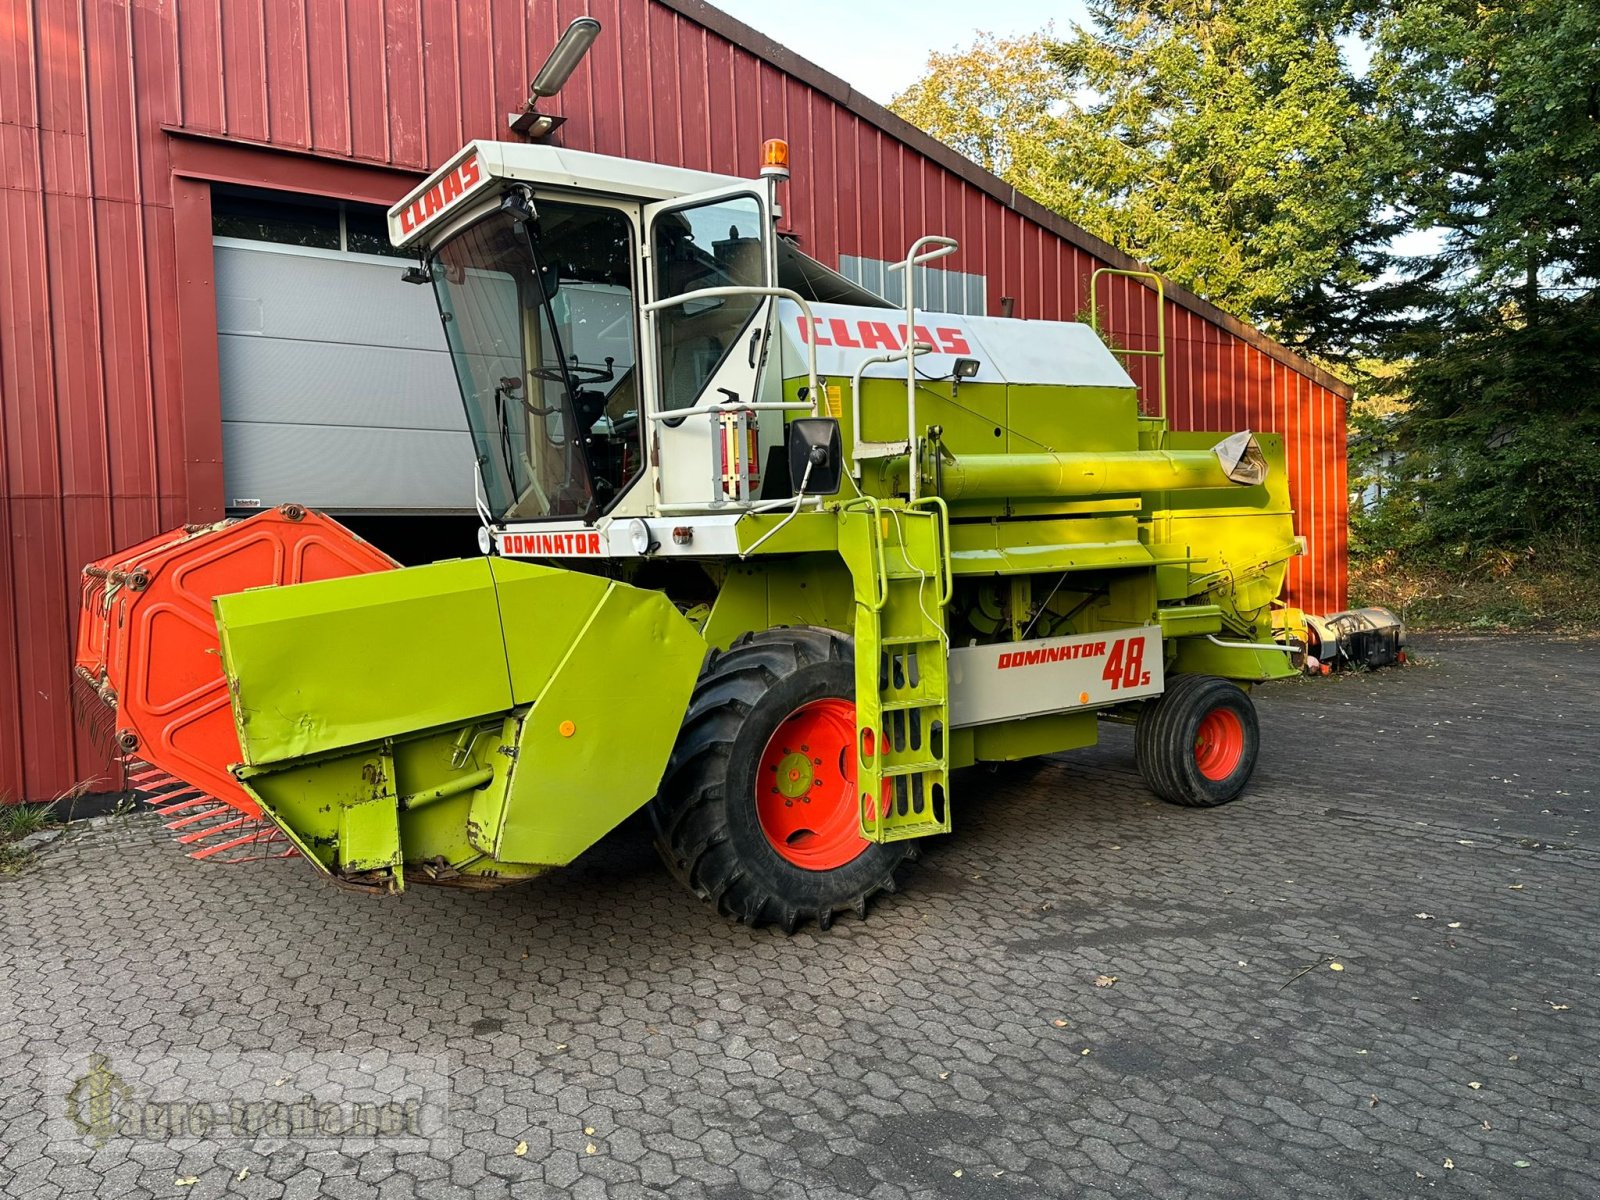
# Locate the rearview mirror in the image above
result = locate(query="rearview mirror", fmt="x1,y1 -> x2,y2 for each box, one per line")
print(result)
787,418 -> 843,496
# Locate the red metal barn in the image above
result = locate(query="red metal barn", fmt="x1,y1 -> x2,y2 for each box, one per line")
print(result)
0,0 -> 1350,803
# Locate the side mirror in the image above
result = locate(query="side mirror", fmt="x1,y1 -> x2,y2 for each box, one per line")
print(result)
787,418 -> 843,496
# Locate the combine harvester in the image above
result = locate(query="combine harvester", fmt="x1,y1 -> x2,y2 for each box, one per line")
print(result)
77,33 -> 1305,929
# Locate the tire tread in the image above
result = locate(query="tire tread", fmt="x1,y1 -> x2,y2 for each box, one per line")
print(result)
650,627 -> 909,930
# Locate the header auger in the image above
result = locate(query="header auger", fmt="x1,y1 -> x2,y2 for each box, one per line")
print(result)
76,134 -> 1304,930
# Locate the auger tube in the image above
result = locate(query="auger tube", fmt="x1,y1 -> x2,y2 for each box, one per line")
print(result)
889,449 -> 1249,502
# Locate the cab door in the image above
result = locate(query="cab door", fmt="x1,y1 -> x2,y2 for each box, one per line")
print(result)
641,184 -> 780,508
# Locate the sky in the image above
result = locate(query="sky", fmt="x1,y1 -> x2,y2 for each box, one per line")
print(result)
707,0 -> 1090,104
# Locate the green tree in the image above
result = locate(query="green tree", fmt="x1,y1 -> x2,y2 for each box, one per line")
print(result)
890,5 -> 1395,351
1368,0 -> 1600,323
1361,0 -> 1600,555
889,32 -> 1079,217
1046,0 -> 1393,347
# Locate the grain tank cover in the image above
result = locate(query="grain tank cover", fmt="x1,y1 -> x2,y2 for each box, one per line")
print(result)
775,301 -> 1137,390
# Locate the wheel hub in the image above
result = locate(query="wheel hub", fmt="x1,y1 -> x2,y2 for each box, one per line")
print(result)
774,751 -> 815,799
755,698 -> 872,871
1194,707 -> 1246,781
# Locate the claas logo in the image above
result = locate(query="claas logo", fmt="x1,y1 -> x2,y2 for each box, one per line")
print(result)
796,317 -> 971,356
398,156 -> 485,236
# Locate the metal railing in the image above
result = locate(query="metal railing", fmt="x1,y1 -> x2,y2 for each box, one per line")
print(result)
1089,268 -> 1167,423
639,285 -> 825,512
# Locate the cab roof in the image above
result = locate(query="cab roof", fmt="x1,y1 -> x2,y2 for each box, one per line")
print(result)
388,140 -> 753,250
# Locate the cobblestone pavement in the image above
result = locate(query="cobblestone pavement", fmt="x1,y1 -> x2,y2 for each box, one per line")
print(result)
3,634 -> 1597,1199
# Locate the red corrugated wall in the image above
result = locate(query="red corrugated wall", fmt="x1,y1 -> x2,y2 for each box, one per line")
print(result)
0,0 -> 1348,802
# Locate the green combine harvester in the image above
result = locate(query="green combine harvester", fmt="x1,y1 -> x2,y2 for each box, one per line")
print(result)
77,126 -> 1304,931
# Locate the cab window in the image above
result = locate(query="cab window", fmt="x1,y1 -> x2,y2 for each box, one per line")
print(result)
651,195 -> 765,412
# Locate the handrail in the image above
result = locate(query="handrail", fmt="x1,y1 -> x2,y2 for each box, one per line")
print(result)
647,401 -> 810,424
849,344 -> 934,473
1205,633 -> 1298,654
640,285 -> 822,415
849,352 -> 899,467
911,495 -> 953,607
886,236 -> 959,502
843,496 -> 890,612
1089,268 -> 1167,424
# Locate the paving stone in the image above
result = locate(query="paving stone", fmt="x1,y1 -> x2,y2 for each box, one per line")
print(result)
1,634 -> 1596,1198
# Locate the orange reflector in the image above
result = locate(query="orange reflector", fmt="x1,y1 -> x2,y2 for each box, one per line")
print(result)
559,720 -> 577,738
760,138 -> 790,179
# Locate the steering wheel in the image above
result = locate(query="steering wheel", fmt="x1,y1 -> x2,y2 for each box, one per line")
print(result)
530,362 -> 613,385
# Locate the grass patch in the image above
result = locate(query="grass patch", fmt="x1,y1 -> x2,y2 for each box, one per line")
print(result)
1351,549 -> 1600,633
0,797 -> 61,874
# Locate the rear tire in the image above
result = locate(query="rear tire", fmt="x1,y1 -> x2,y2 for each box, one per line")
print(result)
649,627 -> 911,932
1135,674 -> 1259,807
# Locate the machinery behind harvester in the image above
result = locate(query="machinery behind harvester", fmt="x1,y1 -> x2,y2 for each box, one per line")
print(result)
76,122 -> 1307,929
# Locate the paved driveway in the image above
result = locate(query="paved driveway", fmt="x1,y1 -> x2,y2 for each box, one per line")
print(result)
2,634 -> 1596,1198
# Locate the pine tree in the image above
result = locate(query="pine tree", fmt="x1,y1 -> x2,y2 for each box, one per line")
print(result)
1363,0 -> 1600,553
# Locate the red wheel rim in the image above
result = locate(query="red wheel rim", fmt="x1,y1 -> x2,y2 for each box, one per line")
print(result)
755,697 -> 872,871
1194,707 -> 1245,781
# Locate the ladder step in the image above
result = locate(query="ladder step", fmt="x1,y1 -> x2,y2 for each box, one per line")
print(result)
877,698 -> 942,712
873,818 -> 949,841
879,634 -> 941,646
882,760 -> 945,778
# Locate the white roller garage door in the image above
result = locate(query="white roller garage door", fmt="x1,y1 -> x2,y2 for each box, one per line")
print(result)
214,236 -> 474,513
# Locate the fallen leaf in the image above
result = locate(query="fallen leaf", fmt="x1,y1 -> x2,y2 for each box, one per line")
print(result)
556,1043 -> 568,1050
1549,1003 -> 1570,1012
1509,883 -> 1524,890
273,1078 -> 287,1087
237,1168 -> 249,1181
175,1180 -> 199,1189
1094,975 -> 1118,988
1415,913 -> 1434,920
514,1141 -> 528,1157
1448,922 -> 1462,929
952,1169 -> 963,1178
1514,1160 -> 1531,1168
1356,1049 -> 1369,1055
585,1143 -> 597,1155
1080,1048 -> 1091,1056
1468,1082 -> 1482,1090
584,1126 -> 595,1136
1238,960 -> 1248,967
1444,1158 -> 1455,1170
1369,1094 -> 1380,1107
939,1071 -> 950,1080
1482,1121 -> 1492,1131
1329,962 -> 1345,972
1508,1054 -> 1520,1062
1052,1019 -> 1069,1028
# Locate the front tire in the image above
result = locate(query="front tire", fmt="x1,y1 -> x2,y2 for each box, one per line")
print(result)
1135,674 -> 1259,807
649,627 -> 910,932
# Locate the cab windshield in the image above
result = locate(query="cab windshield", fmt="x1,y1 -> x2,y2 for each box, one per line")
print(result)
431,200 -> 639,522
